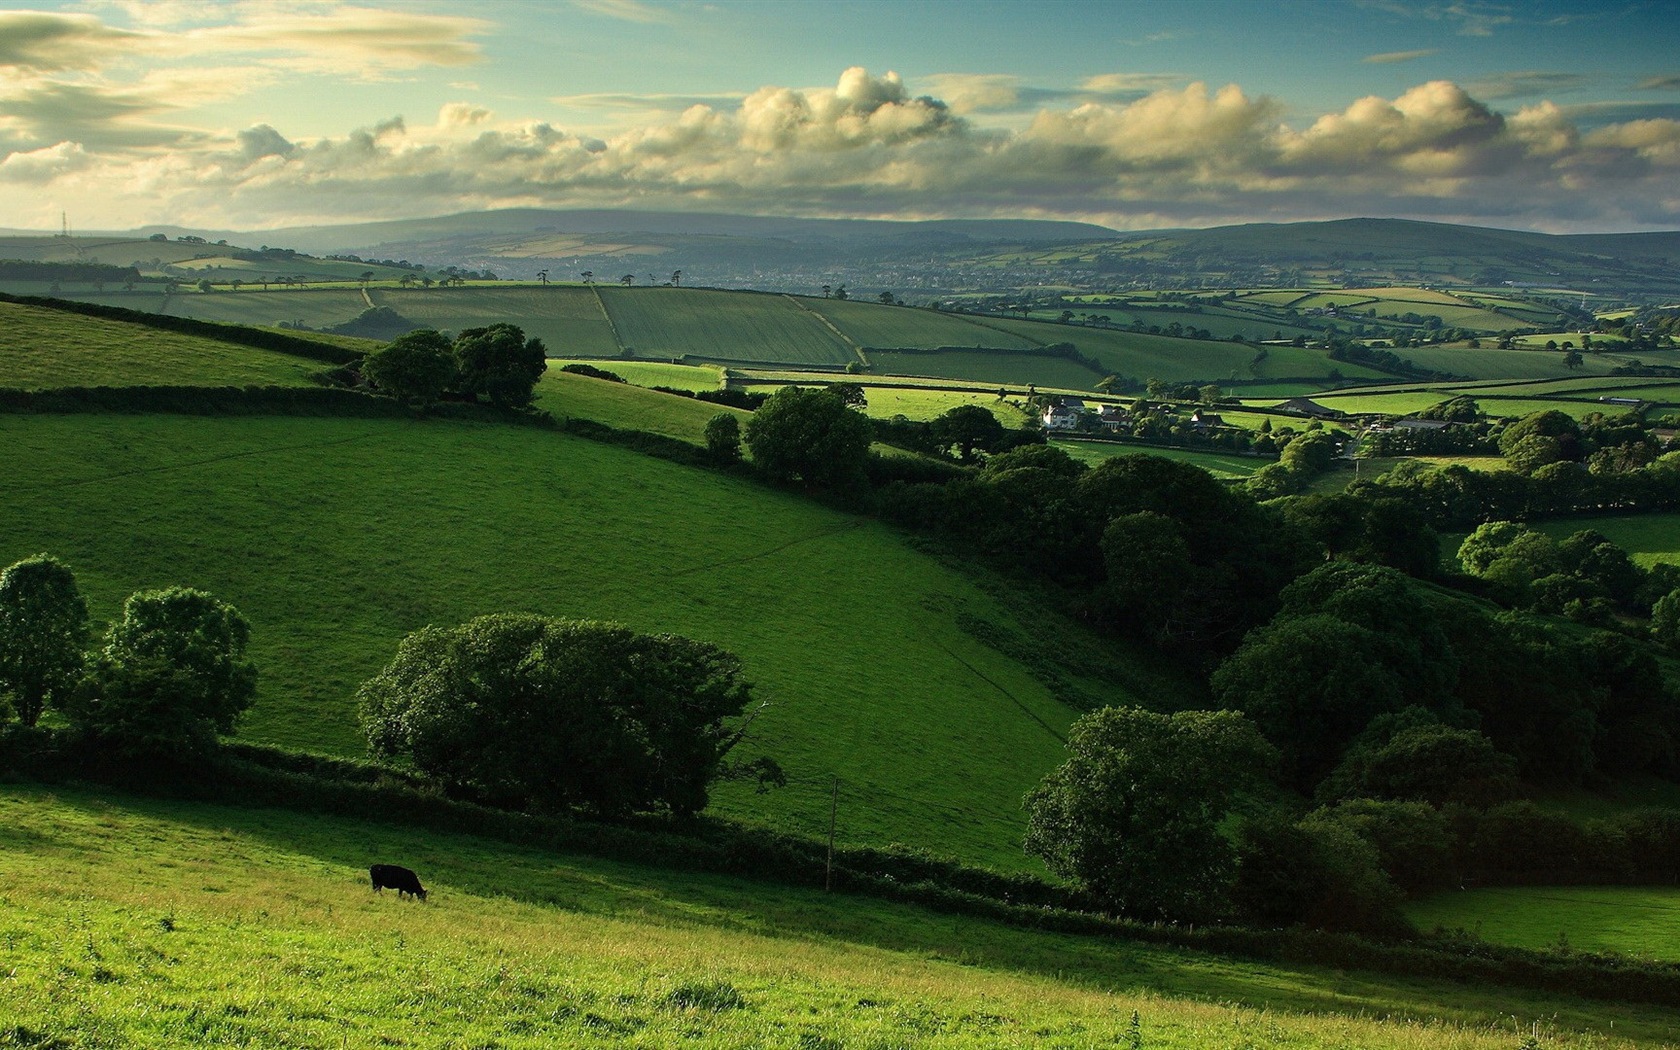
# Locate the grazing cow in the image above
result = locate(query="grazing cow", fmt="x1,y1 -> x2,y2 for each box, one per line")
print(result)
369,863 -> 428,901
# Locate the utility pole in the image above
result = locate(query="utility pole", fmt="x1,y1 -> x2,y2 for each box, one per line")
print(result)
825,777 -> 839,892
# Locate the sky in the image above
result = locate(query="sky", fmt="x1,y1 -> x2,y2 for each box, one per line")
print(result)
2,0 -> 1679,234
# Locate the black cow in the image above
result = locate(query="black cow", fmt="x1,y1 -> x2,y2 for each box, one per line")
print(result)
369,863 -> 428,901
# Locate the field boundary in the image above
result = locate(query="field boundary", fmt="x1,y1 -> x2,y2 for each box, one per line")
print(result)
784,294 -> 868,368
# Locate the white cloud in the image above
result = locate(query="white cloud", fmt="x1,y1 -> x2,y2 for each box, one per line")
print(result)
0,11 -> 148,71
9,64 -> 1680,232
569,0 -> 675,24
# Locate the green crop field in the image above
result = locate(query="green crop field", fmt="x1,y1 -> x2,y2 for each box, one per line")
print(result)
0,411 -> 1165,869
859,386 -> 1035,425
373,286 -> 623,358
805,298 -> 1032,349
1405,886 -> 1680,961
160,288 -> 370,330
0,300 -> 322,389
868,349 -> 1101,389
4,787 -> 1666,1050
1395,345 -> 1669,381
600,288 -> 855,366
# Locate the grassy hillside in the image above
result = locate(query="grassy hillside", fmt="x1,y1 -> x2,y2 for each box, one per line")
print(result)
159,287 -> 369,329
1406,886 -> 1680,961
6,785 -> 1670,1048
0,300 -> 322,389
537,371 -> 748,443
0,411 -> 1168,869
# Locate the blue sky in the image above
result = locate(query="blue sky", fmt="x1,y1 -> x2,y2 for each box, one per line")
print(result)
2,0 -> 1678,232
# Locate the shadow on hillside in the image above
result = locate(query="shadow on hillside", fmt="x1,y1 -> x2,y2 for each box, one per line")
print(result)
14,781 -> 1669,1038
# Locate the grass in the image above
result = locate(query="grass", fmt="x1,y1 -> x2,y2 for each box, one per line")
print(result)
559,359 -> 724,392
805,298 -> 1032,349
0,411 -> 1154,869
537,370 -> 748,443
2,784 -> 1674,1049
1405,886 -> 1680,961
159,287 -> 369,330
376,286 -> 622,358
1052,440 -> 1271,478
0,301 -> 321,389
1529,513 -> 1680,568
600,288 -> 855,367
859,387 -> 1034,425
868,349 -> 1102,389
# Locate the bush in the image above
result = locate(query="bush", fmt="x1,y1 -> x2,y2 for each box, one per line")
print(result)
744,386 -> 872,489
704,412 -> 742,465
359,614 -> 763,818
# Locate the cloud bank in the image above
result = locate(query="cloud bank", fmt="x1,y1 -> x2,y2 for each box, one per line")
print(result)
2,6 -> 1678,233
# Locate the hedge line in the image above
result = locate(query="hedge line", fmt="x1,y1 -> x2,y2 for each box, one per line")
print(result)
0,385 -> 411,417
6,729 -> 1680,1009
0,291 -> 363,365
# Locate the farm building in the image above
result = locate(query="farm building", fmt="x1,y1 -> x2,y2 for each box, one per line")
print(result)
1042,397 -> 1089,430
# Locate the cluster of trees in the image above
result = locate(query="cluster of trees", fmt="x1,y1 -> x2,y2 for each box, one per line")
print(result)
358,614 -> 777,818
362,324 -> 547,410
1458,520 -> 1679,628
0,555 -> 255,754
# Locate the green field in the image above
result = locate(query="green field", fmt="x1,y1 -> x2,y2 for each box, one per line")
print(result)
1531,513 -> 1680,568
5,786 -> 1668,1050
1406,886 -> 1680,961
806,298 -> 1032,349
600,288 -> 856,366
561,359 -> 723,391
538,370 -> 748,443
375,286 -> 623,358
160,287 -> 370,330
1053,440 -> 1271,478
1394,345 -> 1670,381
0,411 -> 1158,869
868,349 -> 1102,389
859,386 -> 1035,425
0,300 -> 322,389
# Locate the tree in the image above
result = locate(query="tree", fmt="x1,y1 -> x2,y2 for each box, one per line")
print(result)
452,323 -> 547,409
362,329 -> 456,407
359,615 -> 761,817
671,269 -> 682,287
833,285 -> 848,301
1563,348 -> 1583,370
704,412 -> 742,465
0,554 -> 89,726
744,386 -> 872,488
931,404 -> 1006,462
1023,706 -> 1275,921
75,587 -> 256,754
581,270 -> 594,283
877,290 -> 895,305
196,279 -> 212,293
536,269 -> 549,286
621,274 -> 635,286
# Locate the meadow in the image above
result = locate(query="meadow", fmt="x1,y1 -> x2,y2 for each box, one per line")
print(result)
1405,886 -> 1680,961
537,370 -> 748,443
0,301 -> 321,389
0,410 -> 1159,868
1530,513 -> 1680,567
1052,440 -> 1270,479
159,287 -> 370,330
867,349 -> 1102,389
3,784 -> 1673,1049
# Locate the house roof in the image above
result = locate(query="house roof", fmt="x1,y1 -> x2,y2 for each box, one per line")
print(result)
1274,397 -> 1345,418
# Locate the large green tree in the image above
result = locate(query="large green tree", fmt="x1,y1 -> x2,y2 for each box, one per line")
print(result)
744,386 -> 872,488
363,329 -> 457,407
76,587 -> 256,753
1023,706 -> 1275,921
0,554 -> 89,726
452,323 -> 547,409
359,615 -> 760,817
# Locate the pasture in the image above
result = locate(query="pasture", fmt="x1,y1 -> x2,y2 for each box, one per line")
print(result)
1405,886 -> 1680,961
0,300 -> 323,389
538,370 -> 748,443
159,287 -> 370,330
0,411 -> 1152,868
868,349 -> 1102,389
559,359 -> 724,391
4,786 -> 1669,1049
